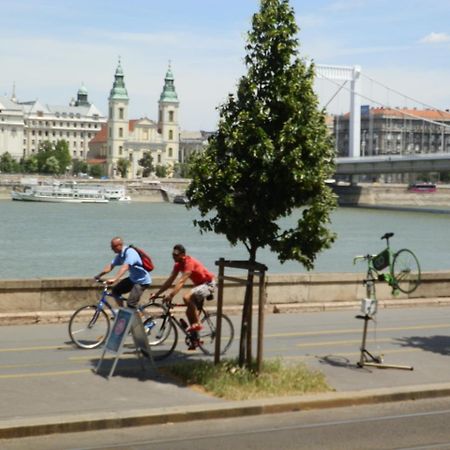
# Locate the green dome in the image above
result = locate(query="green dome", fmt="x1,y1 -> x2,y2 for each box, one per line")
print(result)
159,65 -> 178,103
109,59 -> 129,100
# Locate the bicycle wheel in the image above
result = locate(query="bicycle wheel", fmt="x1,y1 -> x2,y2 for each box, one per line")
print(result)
68,305 -> 110,349
198,312 -> 234,356
392,249 -> 421,293
143,304 -> 178,360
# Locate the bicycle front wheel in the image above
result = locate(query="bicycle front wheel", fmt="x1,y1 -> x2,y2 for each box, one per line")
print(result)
198,312 -> 234,356
143,304 -> 178,360
68,305 -> 110,349
392,249 -> 421,293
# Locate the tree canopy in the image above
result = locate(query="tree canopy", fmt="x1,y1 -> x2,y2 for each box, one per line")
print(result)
187,0 -> 336,269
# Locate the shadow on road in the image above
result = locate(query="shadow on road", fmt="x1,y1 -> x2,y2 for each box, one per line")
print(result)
395,335 -> 450,356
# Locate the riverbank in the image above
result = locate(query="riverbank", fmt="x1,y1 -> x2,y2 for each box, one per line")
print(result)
0,176 -> 190,203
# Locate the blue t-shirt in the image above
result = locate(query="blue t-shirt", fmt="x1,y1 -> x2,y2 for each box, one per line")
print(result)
112,246 -> 151,285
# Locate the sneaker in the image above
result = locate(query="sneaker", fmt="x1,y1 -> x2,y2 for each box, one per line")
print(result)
187,339 -> 199,351
187,323 -> 203,332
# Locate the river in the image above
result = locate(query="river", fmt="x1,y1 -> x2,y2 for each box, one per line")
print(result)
1,200 -> 449,279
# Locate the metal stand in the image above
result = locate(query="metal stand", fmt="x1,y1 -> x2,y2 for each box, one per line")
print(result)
356,314 -> 413,370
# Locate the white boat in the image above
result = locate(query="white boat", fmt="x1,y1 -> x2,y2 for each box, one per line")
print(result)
103,186 -> 131,202
11,181 -> 109,203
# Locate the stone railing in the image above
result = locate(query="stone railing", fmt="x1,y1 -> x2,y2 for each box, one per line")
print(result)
1,272 -> 449,315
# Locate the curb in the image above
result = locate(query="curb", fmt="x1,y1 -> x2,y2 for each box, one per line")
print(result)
2,298 -> 450,326
2,383 -> 450,439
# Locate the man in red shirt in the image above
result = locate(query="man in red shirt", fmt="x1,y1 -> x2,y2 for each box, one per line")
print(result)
150,244 -> 216,346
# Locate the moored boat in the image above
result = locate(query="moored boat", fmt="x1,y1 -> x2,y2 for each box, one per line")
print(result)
11,180 -> 109,203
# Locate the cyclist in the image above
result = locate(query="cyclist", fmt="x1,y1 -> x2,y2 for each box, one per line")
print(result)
150,244 -> 215,348
94,236 -> 151,308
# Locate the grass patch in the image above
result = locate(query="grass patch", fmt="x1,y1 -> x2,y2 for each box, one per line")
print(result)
162,358 -> 332,400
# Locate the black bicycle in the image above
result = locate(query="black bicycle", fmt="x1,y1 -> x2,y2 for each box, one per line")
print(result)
144,297 -> 235,360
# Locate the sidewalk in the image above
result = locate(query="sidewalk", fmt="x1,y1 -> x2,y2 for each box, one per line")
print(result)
2,301 -> 450,440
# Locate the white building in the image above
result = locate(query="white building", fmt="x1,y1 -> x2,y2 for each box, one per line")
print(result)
0,96 -> 24,160
105,60 -> 180,178
0,86 -> 106,161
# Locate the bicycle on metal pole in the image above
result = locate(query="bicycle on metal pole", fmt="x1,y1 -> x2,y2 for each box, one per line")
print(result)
353,233 -> 417,370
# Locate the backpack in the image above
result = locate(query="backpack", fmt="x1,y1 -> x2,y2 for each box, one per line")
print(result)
126,245 -> 155,272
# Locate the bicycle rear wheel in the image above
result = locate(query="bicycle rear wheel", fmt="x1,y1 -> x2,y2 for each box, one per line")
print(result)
198,312 -> 234,356
143,304 -> 178,360
68,305 -> 110,349
392,249 -> 421,293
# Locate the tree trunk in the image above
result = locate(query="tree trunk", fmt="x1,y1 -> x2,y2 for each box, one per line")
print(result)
238,248 -> 256,368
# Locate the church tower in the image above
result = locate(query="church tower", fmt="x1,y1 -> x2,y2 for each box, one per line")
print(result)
158,64 -> 179,171
107,59 -> 129,178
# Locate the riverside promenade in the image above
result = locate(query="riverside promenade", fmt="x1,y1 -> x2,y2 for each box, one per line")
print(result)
2,301 -> 450,442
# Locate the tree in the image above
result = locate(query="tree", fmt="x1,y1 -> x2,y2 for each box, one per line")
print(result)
22,155 -> 39,173
155,165 -> 167,178
72,159 -> 88,175
186,0 -> 336,367
54,140 -> 71,174
89,164 -> 103,178
43,155 -> 60,174
138,152 -> 154,177
116,158 -> 130,178
0,152 -> 20,173
36,140 -> 71,175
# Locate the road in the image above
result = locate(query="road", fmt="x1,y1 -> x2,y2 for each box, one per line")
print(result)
4,397 -> 450,449
1,306 -> 450,391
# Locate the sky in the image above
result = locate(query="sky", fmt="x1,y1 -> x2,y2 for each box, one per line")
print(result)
1,0 -> 450,131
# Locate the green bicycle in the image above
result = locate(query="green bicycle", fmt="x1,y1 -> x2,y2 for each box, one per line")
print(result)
353,232 -> 421,294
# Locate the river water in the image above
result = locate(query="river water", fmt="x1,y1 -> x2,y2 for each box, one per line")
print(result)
1,200 -> 449,279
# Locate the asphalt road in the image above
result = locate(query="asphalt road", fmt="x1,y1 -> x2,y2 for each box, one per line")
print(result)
1,306 -> 450,392
4,397 -> 450,449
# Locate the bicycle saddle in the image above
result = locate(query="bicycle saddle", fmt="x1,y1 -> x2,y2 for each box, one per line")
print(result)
381,232 -> 394,240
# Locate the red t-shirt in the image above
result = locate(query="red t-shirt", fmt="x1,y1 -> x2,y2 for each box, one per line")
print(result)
174,255 -> 214,286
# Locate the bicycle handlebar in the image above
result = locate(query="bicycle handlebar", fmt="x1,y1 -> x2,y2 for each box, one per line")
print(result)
353,254 -> 377,265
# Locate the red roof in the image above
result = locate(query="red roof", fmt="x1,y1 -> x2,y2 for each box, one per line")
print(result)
89,124 -> 107,144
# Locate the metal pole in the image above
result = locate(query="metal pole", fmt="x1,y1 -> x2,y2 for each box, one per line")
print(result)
214,259 -> 225,365
256,270 -> 266,374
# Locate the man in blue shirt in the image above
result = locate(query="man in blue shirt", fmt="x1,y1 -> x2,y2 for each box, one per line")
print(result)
95,236 -> 151,308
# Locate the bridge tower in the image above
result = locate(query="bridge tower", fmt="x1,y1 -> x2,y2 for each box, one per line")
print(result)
316,64 -> 361,158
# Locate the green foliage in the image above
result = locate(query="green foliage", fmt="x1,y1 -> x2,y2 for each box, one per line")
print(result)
42,155 -> 60,174
155,164 -> 167,178
174,160 -> 192,178
36,140 -> 71,175
22,155 -> 39,173
187,0 -> 336,269
164,358 -> 330,400
116,158 -> 130,178
89,164 -> 103,178
72,159 -> 88,175
0,152 -> 21,173
138,152 -> 154,177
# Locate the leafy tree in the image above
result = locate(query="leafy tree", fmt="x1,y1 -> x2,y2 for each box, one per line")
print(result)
138,152 -> 154,177
36,140 -> 71,175
116,158 -> 130,178
54,140 -> 71,174
22,155 -> 39,173
72,159 -> 88,175
187,0 -> 336,367
89,164 -> 103,178
36,141 -> 54,173
43,155 -> 60,174
0,152 -> 20,173
155,164 -> 167,178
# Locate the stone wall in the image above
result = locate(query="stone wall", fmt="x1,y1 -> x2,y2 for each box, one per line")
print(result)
0,272 -> 449,314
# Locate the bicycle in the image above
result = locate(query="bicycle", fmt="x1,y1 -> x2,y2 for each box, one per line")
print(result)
353,232 -> 421,294
143,297 -> 235,360
68,280 -> 151,349
68,282 -> 235,360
